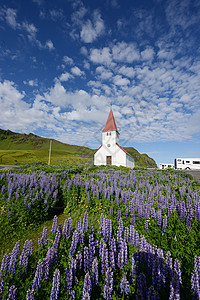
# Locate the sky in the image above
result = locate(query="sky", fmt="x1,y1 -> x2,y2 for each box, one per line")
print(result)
0,0 -> 200,166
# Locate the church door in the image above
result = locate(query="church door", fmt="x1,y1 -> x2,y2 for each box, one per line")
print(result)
106,156 -> 112,165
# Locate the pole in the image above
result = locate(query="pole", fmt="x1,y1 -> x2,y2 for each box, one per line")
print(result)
48,140 -> 52,166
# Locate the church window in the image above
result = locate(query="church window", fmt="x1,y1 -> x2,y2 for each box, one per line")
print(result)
110,132 -> 111,135
107,132 -> 108,136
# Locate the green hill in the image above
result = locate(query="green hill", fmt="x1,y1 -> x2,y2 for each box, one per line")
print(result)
0,129 -> 157,167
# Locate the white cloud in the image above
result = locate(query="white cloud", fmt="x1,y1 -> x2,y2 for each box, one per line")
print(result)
59,72 -> 73,82
71,66 -> 85,76
80,10 -> 105,43
141,47 -> 155,61
118,66 -> 135,78
45,40 -> 54,51
112,42 -> 140,63
4,8 -> 18,29
113,75 -> 130,86
90,47 -> 113,66
23,79 -> 38,87
96,66 -> 113,80
63,56 -> 74,65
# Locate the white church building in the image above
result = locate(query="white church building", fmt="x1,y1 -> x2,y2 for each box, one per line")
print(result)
94,108 -> 135,168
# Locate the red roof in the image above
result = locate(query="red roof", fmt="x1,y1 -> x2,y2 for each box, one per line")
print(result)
102,109 -> 119,134
116,143 -> 134,158
93,145 -> 102,155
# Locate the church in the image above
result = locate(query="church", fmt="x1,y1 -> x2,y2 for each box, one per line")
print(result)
94,108 -> 135,168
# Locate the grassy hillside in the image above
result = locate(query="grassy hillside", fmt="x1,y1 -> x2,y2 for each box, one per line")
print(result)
0,129 -> 157,167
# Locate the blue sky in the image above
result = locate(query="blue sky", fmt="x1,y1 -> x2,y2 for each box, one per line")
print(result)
0,0 -> 200,166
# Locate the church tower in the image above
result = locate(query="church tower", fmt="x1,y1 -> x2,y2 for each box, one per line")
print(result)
102,108 -> 119,147
94,108 -> 134,168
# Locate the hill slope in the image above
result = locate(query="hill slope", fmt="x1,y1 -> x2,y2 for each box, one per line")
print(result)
0,129 -> 157,167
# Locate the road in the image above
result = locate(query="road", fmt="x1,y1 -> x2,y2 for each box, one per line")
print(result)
183,170 -> 200,182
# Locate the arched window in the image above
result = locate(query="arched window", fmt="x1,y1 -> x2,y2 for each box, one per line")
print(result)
110,132 -> 111,136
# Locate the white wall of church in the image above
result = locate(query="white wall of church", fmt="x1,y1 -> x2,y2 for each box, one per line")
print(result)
94,144 -> 127,167
126,155 -> 135,168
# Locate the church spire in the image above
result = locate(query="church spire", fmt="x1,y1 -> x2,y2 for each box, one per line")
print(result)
102,108 -> 119,134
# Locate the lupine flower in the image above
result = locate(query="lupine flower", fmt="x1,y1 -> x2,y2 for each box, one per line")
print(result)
8,242 -> 19,274
70,230 -> 79,256
145,220 -> 149,232
84,246 -> 89,273
101,242 -> 109,274
26,289 -> 34,300
0,253 -> 10,276
7,285 -> 17,300
32,259 -> 44,291
51,215 -> 58,234
82,273 -> 92,299
0,279 -> 4,299
65,267 -> 73,292
50,269 -> 60,300
19,240 -> 33,271
92,257 -> 98,285
120,273 -> 130,295
38,227 -> 48,247
103,267 -> 113,300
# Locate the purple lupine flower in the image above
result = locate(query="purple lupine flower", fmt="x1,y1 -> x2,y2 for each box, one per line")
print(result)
156,209 -> 162,226
0,253 -> 10,276
117,238 -> 128,269
63,217 -> 73,238
70,230 -> 79,256
76,251 -> 82,270
38,227 -> 48,247
89,233 -> 95,265
82,272 -> 92,299
124,227 -> 129,242
84,246 -> 89,273
53,230 -> 61,252
130,213 -> 135,226
19,240 -> 33,271
135,231 -> 140,248
101,242 -> 109,274
92,257 -> 98,285
7,285 -> 17,300
131,255 -> 136,280
26,289 -> 34,300
82,211 -> 88,233
50,269 -> 60,300
174,259 -> 182,286
32,259 -> 44,291
8,242 -> 19,274
103,267 -> 113,300
0,279 -> 4,299
65,267 -> 73,292
51,215 -> 58,234
129,225 -> 135,244
162,215 -> 167,232
120,273 -> 130,295
145,220 -> 149,232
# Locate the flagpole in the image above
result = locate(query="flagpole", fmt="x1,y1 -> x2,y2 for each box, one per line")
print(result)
48,140 -> 52,166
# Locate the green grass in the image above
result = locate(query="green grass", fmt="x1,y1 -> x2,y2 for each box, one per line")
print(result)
0,150 -> 91,165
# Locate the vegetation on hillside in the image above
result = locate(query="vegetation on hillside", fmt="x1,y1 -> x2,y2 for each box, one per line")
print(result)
0,128 -> 157,167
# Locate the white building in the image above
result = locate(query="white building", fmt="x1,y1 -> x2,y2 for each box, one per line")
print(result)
159,163 -> 175,169
94,108 -> 134,168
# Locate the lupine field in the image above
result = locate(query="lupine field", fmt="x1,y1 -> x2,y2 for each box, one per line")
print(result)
0,163 -> 200,299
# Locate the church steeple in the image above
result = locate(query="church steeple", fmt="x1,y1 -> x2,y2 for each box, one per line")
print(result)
102,108 -> 119,134
102,108 -> 119,146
